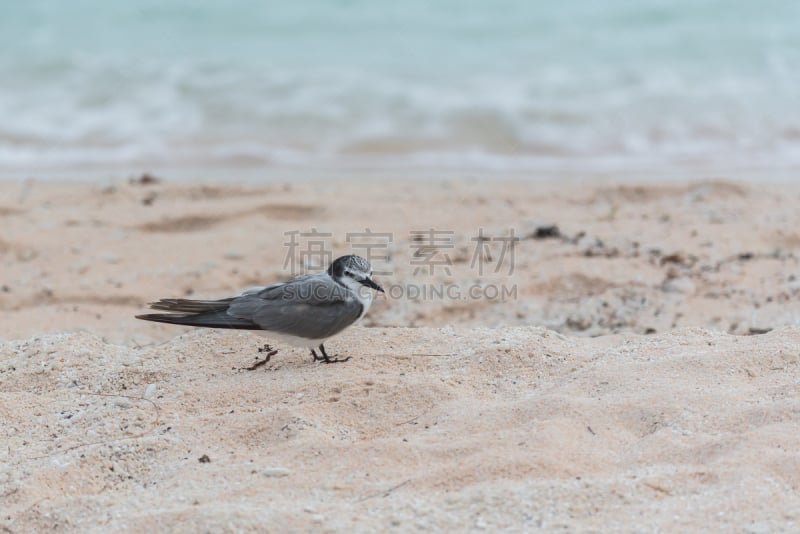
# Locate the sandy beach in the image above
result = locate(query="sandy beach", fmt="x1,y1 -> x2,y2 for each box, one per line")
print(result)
2,177 -> 800,531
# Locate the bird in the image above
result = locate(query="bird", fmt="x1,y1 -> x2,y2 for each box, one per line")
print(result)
136,255 -> 384,366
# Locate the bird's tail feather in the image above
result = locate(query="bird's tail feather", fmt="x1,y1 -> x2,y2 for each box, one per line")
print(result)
137,297 -> 257,330
147,297 -> 235,313
136,309 -> 258,330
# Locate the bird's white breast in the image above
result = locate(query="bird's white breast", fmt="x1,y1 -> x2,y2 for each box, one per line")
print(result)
338,276 -> 374,319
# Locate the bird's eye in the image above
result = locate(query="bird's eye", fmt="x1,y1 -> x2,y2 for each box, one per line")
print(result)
345,270 -> 352,276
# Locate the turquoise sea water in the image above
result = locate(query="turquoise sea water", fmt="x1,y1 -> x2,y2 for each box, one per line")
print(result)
1,0 -> 799,176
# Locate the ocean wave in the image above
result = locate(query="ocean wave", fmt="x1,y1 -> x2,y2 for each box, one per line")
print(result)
1,0 -> 799,173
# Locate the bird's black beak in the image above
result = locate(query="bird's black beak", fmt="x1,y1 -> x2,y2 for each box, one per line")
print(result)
360,277 -> 384,292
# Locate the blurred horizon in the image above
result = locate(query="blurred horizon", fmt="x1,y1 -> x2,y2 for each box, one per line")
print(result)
1,0 -> 799,179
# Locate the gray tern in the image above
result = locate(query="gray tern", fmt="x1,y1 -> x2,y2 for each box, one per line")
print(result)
136,255 -> 384,365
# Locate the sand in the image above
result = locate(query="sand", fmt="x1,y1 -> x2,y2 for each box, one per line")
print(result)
2,176 -> 800,531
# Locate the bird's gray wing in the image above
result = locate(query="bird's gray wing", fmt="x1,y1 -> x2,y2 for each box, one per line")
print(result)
226,274 -> 364,340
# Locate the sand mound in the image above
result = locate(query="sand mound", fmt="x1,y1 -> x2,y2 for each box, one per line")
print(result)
3,326 -> 799,531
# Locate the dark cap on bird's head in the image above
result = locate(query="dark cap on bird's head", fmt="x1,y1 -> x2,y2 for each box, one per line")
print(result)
328,255 -> 383,292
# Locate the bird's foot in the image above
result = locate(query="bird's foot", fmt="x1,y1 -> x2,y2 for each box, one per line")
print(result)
311,344 -> 350,364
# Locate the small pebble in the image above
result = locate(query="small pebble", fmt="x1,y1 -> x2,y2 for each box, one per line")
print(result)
262,467 -> 290,478
100,253 -> 120,264
530,225 -> 560,239
661,277 -> 695,294
143,384 -> 156,399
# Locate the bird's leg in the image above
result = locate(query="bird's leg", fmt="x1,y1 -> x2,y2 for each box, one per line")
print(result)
318,343 -> 350,364
245,344 -> 278,371
310,348 -> 325,362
